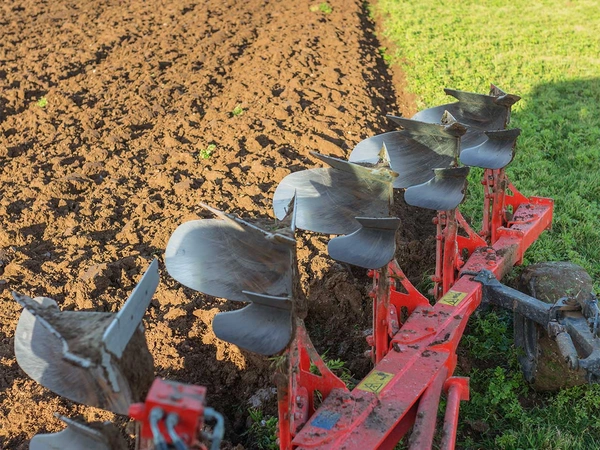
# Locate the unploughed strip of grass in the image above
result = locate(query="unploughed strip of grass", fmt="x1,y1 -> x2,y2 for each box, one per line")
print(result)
372,1 -> 600,448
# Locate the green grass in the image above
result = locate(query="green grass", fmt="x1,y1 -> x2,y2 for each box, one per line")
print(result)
245,408 -> 279,450
458,310 -> 600,449
310,353 -> 356,389
372,0 -> 600,448
373,0 -> 600,284
36,97 -> 48,108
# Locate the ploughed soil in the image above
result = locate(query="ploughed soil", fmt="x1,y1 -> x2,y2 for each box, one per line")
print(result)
0,0 -> 435,447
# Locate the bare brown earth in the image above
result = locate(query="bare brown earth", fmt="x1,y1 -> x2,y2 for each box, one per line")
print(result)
0,0 -> 434,447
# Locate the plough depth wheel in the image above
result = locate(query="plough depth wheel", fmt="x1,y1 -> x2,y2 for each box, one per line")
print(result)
515,261 -> 591,391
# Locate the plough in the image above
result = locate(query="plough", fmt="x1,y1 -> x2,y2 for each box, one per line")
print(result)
12,86 -> 600,449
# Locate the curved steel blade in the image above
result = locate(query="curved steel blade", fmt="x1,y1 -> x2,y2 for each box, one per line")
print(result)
350,117 -> 465,188
165,207 -> 294,302
328,217 -> 401,269
404,167 -> 470,210
212,291 -> 293,355
30,415 -> 126,450
273,154 -> 395,234
103,259 -> 159,358
13,264 -> 157,415
460,128 -> 521,169
412,86 -> 520,133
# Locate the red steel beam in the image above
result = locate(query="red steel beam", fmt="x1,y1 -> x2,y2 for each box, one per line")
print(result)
292,197 -> 552,449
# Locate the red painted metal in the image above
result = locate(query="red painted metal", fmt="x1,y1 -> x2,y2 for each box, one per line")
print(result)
129,378 -> 208,449
288,179 -> 553,449
367,261 -> 430,364
440,377 -> 470,450
277,319 -> 348,448
373,266 -> 392,364
441,210 -> 459,297
407,366 -> 449,449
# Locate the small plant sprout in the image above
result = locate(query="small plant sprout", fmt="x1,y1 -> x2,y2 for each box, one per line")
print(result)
36,97 -> 48,108
310,2 -> 332,14
232,104 -> 244,117
199,144 -> 216,160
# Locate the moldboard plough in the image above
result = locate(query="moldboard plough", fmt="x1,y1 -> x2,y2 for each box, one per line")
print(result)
13,86 -> 600,449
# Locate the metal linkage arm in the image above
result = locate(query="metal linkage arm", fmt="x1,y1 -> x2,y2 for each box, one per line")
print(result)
473,269 -> 600,380
473,269 -> 552,326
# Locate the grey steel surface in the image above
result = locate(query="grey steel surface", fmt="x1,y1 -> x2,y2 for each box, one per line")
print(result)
30,415 -> 122,450
13,295 -> 135,414
328,217 -> 400,269
103,259 -> 159,358
273,154 -> 394,234
13,263 -> 157,415
460,128 -> 521,169
165,207 -> 294,302
412,87 -> 520,131
166,205 -> 296,355
404,167 -> 470,210
410,87 -> 522,168
212,291 -> 293,355
349,118 -> 465,189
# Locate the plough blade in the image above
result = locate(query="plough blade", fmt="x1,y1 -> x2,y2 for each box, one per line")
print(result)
213,291 -> 293,355
273,153 -> 395,234
103,259 -> 160,359
460,128 -> 521,169
30,415 -> 126,450
327,217 -> 401,269
349,116 -> 465,188
166,205 -> 296,355
404,167 -> 470,211
412,85 -> 520,132
13,261 -> 158,415
165,205 -> 294,302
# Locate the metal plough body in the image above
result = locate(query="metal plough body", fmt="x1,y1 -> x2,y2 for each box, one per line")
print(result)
17,85 -> 598,450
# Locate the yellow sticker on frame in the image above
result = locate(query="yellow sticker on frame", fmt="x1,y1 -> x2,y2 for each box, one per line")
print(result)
437,290 -> 467,307
356,370 -> 394,394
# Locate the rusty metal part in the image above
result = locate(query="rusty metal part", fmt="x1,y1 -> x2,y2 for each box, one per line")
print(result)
13,261 -> 158,415
474,269 -> 600,381
327,217 -> 401,269
404,167 -> 470,211
273,153 -> 395,234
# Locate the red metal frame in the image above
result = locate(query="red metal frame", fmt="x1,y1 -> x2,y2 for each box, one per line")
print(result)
129,378 -> 208,449
278,172 -> 553,449
277,319 -> 349,448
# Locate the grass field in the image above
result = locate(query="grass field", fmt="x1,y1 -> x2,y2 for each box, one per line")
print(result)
372,0 -> 600,448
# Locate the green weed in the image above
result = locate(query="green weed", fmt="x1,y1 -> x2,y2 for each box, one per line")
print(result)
310,2 -> 332,14
310,353 -> 355,389
231,104 -> 244,117
36,97 -> 48,108
199,144 -> 216,160
268,353 -> 288,372
245,408 -> 279,450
